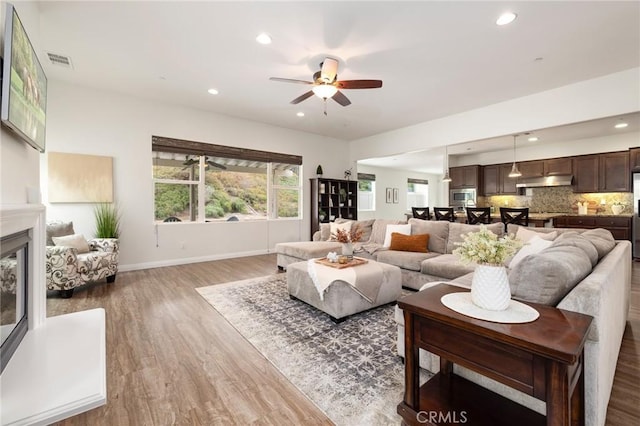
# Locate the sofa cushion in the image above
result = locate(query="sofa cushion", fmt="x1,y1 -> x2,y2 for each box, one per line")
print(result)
52,233 -> 91,254
508,245 -> 593,306
508,235 -> 553,269
319,223 -> 331,241
46,221 -> 75,246
581,228 -> 616,260
383,224 -> 411,247
335,218 -> 376,243
408,219 -> 449,254
369,219 -> 406,245
420,254 -> 476,279
446,222 -> 504,254
389,233 -> 429,253
516,226 -> 557,243
275,241 -> 342,260
551,232 -> 599,267
376,250 -> 439,272
329,221 -> 352,240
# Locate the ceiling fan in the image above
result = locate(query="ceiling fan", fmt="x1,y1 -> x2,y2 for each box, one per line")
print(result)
270,57 -> 382,114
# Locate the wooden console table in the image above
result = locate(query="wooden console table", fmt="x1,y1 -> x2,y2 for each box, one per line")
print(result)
397,284 -> 592,426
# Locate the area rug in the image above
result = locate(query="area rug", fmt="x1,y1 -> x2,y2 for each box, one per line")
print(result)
196,274 -> 427,426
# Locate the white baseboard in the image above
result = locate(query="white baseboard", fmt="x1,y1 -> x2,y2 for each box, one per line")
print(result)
118,249 -> 272,272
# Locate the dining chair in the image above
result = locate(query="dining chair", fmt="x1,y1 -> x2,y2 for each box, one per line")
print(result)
466,207 -> 491,224
433,207 -> 456,222
500,207 -> 529,227
411,207 -> 431,220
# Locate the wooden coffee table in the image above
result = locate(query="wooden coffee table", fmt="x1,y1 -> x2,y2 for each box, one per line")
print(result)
397,283 -> 592,426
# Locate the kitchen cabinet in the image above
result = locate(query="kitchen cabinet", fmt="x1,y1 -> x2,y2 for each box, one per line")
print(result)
630,147 -> 640,171
483,164 -> 518,195
599,151 -> 629,192
573,151 -> 630,193
517,160 -> 544,178
554,215 -> 631,241
310,178 -> 357,238
544,157 -> 573,175
449,165 -> 482,191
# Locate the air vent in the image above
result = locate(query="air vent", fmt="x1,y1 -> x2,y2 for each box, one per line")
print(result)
46,52 -> 73,69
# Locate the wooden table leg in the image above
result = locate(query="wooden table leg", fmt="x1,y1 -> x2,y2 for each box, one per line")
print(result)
403,311 -> 419,409
546,360 -> 570,426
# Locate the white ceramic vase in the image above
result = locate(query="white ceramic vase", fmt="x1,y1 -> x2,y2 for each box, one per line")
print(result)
342,242 -> 354,256
471,264 -> 511,311
611,204 -> 624,215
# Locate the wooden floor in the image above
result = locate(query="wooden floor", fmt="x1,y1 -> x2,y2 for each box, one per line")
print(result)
46,254 -> 639,425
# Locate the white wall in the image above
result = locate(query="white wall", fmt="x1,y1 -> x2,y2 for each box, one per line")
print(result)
356,164 -> 441,220
453,132 -> 640,166
349,68 -> 640,162
1,2 -> 42,205
42,81 -> 349,271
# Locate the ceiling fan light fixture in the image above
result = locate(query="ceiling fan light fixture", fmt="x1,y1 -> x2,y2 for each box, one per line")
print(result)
312,84 -> 338,99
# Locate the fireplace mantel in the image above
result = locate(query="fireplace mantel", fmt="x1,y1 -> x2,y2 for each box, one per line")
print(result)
0,204 -> 107,425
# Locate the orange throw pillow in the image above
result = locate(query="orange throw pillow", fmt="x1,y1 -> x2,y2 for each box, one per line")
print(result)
389,232 -> 429,253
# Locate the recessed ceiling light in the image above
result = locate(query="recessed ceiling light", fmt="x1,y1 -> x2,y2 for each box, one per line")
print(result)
207,88 -> 219,95
256,33 -> 272,45
496,12 -> 517,26
296,112 -> 304,117
615,122 -> 628,129
528,136 -> 538,142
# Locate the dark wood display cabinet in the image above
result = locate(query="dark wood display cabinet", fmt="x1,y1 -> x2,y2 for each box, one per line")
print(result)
310,178 -> 357,238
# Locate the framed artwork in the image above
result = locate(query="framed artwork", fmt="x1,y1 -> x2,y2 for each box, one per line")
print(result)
393,188 -> 399,203
386,187 -> 393,203
48,152 -> 114,203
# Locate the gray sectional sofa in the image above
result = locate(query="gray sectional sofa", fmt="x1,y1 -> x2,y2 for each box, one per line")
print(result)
275,218 -> 631,426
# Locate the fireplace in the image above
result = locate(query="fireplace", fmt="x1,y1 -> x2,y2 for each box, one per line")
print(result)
0,204 -> 106,425
0,230 -> 30,373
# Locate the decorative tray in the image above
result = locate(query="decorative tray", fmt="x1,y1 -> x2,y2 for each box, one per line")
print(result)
315,257 -> 368,269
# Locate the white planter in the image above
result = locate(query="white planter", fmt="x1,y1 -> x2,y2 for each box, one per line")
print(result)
471,264 -> 511,311
342,242 -> 353,256
611,204 -> 624,215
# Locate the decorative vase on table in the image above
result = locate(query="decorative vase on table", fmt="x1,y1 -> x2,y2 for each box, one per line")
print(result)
471,264 -> 511,311
342,242 -> 354,257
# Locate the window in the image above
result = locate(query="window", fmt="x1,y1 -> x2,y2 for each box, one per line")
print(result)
407,178 -> 429,210
152,136 -> 302,222
357,173 -> 376,211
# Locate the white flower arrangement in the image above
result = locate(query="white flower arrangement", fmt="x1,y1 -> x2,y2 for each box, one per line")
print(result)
453,225 -> 523,266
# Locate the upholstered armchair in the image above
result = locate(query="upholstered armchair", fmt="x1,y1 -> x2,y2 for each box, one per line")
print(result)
45,221 -> 119,298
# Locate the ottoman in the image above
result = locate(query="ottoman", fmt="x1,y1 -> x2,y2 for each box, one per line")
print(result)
286,260 -> 402,322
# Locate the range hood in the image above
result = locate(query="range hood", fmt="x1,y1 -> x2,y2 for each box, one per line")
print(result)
515,175 -> 574,188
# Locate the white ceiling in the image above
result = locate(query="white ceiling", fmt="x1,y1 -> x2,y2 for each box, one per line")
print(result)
36,1 -> 640,145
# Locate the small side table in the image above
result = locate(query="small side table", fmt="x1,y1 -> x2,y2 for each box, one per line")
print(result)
397,284 -> 592,426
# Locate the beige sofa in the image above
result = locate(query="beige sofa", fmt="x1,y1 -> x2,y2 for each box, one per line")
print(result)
276,219 -> 631,426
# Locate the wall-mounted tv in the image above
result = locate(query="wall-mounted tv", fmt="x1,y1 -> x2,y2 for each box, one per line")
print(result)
1,3 -> 47,153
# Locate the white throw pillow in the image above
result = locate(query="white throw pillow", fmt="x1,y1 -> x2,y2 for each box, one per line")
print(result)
508,235 -> 553,269
52,233 -> 91,254
516,227 -> 558,243
329,221 -> 352,240
383,224 -> 411,248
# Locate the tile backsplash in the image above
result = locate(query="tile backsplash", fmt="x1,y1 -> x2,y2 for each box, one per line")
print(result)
480,187 -> 632,214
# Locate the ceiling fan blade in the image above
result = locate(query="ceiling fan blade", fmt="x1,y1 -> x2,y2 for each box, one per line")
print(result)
290,90 -> 314,104
332,90 -> 351,106
269,77 -> 313,85
320,58 -> 339,83
336,79 -> 383,89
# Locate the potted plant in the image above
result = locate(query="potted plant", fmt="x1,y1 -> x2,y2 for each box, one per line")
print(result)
94,203 -> 121,238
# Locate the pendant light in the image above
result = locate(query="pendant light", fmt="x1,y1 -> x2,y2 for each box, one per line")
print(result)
442,145 -> 452,183
508,134 -> 522,178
